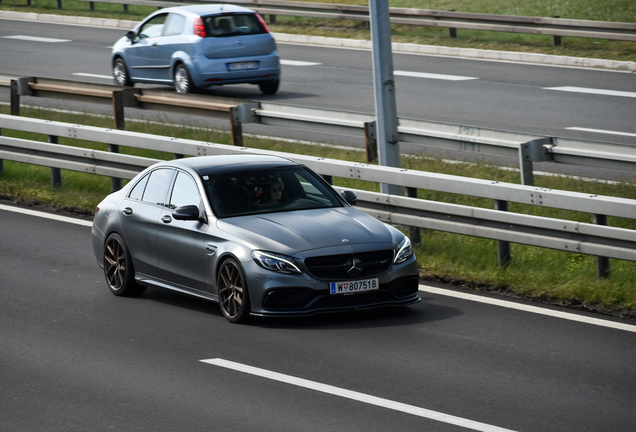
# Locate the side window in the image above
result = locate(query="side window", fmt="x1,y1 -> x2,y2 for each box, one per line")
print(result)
142,169 -> 174,206
139,14 -> 168,39
163,13 -> 185,36
169,172 -> 201,209
128,173 -> 150,200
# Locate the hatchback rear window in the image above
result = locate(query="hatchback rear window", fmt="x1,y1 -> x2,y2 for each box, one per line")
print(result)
204,13 -> 267,37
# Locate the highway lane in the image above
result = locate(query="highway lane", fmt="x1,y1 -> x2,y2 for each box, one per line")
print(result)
2,205 -> 636,432
1,18 -> 635,148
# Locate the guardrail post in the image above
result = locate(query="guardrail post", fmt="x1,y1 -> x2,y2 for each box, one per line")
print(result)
89,2 -> 94,11
10,78 -> 33,117
495,199 -> 511,268
112,90 -> 125,130
57,0 -> 62,9
49,135 -> 62,188
552,17 -> 562,46
406,187 -> 421,245
0,128 -> 3,175
364,121 -> 378,163
322,175 -> 333,185
519,137 -> 553,186
123,4 -> 128,12
269,14 -> 276,24
593,214 -> 611,278
230,107 -> 243,147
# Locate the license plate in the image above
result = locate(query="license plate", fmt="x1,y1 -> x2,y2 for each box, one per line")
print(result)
330,278 -> 379,295
227,61 -> 259,71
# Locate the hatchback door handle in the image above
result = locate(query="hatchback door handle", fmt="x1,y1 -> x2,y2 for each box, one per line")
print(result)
123,207 -> 133,215
161,215 -> 172,223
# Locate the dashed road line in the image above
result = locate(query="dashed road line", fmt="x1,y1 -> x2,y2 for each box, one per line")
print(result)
2,35 -> 71,43
544,86 -> 636,98
201,358 -> 517,432
395,70 -> 478,81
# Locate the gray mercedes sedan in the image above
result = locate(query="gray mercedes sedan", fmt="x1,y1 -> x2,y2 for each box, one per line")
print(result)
91,155 -> 420,323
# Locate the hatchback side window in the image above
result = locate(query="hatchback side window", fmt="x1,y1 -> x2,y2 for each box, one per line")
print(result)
142,169 -> 174,206
139,14 -> 168,39
163,13 -> 185,36
169,172 -> 201,209
128,173 -> 150,200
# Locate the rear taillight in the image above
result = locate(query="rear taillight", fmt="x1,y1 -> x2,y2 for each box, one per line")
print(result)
95,206 -> 100,215
256,14 -> 270,33
194,17 -> 206,37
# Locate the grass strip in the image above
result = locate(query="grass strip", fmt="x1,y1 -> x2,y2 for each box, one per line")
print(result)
1,104 -> 635,317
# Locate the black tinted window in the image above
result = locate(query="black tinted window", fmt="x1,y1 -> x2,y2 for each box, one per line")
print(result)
129,173 -> 149,200
202,166 -> 342,218
142,169 -> 174,206
205,13 -> 266,37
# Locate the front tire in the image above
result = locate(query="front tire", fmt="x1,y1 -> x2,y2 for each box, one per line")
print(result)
104,233 -> 145,296
174,64 -> 196,94
113,58 -> 132,87
259,80 -> 279,95
217,258 -> 251,323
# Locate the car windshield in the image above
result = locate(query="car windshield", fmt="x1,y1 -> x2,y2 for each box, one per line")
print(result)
204,13 -> 266,37
201,166 -> 343,218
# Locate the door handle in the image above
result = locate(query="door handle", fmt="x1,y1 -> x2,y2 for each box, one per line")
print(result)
123,207 -> 133,215
161,215 -> 172,223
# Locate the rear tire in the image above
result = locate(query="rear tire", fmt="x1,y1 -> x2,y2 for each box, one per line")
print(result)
113,58 -> 132,87
174,64 -> 196,94
258,80 -> 279,95
104,233 -> 146,296
217,258 -> 251,323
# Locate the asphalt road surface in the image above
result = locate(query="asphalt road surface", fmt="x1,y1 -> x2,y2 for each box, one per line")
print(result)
1,204 -> 635,432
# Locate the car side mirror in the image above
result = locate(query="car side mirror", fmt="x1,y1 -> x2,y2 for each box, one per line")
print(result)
173,205 -> 203,222
126,30 -> 137,42
341,190 -> 358,206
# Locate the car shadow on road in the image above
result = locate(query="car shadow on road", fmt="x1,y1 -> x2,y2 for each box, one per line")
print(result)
137,288 -> 463,329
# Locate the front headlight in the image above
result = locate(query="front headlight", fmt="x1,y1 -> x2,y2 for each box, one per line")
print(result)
394,236 -> 414,264
251,251 -> 303,275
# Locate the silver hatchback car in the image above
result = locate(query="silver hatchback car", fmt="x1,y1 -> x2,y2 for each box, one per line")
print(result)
91,155 -> 420,323
111,4 -> 280,94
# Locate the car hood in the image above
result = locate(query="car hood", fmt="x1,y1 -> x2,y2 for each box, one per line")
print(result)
216,207 -> 394,255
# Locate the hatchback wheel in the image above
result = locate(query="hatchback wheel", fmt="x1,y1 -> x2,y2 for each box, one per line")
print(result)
259,80 -> 279,95
113,58 -> 132,87
104,233 -> 145,296
174,64 -> 195,94
217,258 -> 251,323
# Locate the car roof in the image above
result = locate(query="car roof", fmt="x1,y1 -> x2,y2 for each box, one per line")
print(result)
160,4 -> 256,17
160,154 -> 300,175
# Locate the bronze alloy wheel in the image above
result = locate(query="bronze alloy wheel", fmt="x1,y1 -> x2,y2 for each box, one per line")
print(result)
104,233 -> 145,296
217,258 -> 251,323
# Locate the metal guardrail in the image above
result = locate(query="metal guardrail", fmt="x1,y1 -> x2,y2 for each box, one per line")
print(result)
2,76 -> 636,189
1,114 -> 635,278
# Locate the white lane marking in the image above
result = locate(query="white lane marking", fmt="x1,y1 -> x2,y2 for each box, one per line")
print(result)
0,203 -> 92,227
395,70 -> 478,81
201,358 -> 516,432
72,73 -> 113,80
280,59 -> 322,66
544,86 -> 636,98
420,284 -> 636,333
1,35 -> 71,43
566,127 -> 636,138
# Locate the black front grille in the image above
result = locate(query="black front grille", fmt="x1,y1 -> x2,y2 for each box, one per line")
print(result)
304,250 -> 394,280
